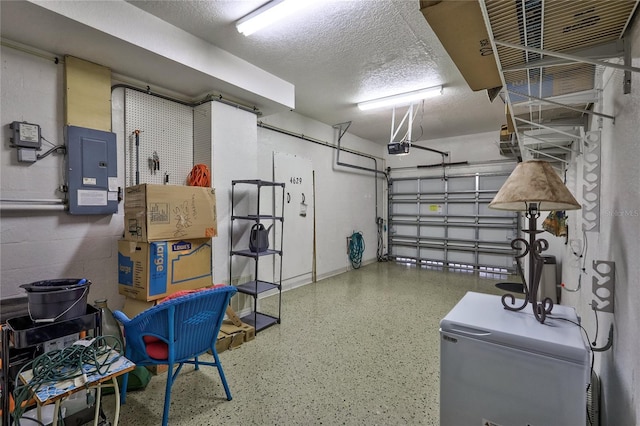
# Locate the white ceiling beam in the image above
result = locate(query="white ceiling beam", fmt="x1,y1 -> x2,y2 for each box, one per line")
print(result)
506,89 -> 615,122
522,146 -> 569,164
28,0 -> 295,109
514,117 -> 585,141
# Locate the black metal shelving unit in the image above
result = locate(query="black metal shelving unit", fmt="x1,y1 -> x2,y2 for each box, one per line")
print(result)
229,180 -> 285,333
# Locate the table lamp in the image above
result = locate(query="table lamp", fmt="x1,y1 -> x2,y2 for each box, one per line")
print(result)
489,160 -> 581,323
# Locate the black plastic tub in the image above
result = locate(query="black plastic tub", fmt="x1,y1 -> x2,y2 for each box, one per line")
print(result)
7,305 -> 99,348
20,278 -> 89,292
20,278 -> 92,323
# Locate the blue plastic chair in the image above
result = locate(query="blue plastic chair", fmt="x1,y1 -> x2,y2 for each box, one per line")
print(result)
113,286 -> 237,426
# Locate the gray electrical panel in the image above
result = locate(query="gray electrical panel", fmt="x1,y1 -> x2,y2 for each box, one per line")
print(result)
67,126 -> 118,215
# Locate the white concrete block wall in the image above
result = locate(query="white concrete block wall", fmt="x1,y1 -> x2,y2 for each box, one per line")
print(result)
561,19 -> 640,425
0,47 -> 384,311
387,130 -> 508,172
1,46 -> 125,307
210,101 -> 259,285
257,112 -> 386,280
205,102 -> 259,314
1,47 -> 64,201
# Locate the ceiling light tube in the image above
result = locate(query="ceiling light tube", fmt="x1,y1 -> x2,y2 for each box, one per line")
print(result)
357,86 -> 443,111
236,0 -> 307,36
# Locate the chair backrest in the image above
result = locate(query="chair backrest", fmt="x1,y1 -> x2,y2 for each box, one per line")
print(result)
121,286 -> 237,363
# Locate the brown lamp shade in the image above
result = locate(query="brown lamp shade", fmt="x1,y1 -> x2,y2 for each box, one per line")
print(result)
489,160 -> 581,212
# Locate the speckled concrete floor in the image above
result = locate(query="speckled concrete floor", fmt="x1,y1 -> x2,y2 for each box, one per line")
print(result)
102,262 -> 509,425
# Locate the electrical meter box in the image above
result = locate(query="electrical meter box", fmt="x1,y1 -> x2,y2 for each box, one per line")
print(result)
67,125 -> 118,215
10,121 -> 42,149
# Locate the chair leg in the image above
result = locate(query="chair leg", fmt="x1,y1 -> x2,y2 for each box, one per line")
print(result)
120,372 -> 129,405
194,355 -> 199,371
211,350 -> 232,401
161,363 -> 175,426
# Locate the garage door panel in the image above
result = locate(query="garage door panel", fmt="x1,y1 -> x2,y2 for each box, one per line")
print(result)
479,228 -> 512,243
392,203 -> 418,215
479,175 -> 506,191
419,247 -> 445,261
418,217 -> 446,226
394,245 -> 418,258
447,227 -> 475,241
478,218 -> 515,228
394,224 -> 419,237
395,180 -> 419,193
389,170 -> 518,273
447,176 -> 475,191
419,179 -> 445,192
450,203 -> 476,216
419,225 -> 445,238
447,251 -> 475,264
479,203 -> 511,216
479,253 -> 515,270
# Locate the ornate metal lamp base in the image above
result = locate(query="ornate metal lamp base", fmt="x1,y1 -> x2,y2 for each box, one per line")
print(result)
502,210 -> 555,324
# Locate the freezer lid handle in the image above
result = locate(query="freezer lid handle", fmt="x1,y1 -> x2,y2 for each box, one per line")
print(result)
445,325 -> 492,337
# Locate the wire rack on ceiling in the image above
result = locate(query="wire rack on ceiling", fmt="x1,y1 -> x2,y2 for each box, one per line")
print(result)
480,0 -> 640,167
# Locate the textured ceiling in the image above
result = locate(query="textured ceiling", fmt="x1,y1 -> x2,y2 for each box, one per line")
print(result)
127,0 -> 507,144
1,0 -> 507,145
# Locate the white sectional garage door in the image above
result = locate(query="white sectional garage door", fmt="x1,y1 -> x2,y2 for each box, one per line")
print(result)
388,171 -> 518,273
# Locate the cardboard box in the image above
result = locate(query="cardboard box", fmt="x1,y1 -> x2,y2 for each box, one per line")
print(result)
124,184 -> 217,242
505,104 -> 515,133
146,364 -> 169,375
420,0 -> 502,92
213,329 -> 245,355
215,331 -> 234,354
506,75 -> 554,104
238,323 -> 256,342
222,329 -> 245,350
118,238 -> 212,301
211,308 -> 256,354
121,297 -> 156,319
500,125 -> 511,142
549,64 -> 595,97
225,306 -> 243,327
221,320 -> 256,343
507,65 -> 595,104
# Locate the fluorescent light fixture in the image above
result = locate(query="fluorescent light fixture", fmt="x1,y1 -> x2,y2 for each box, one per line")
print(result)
236,0 -> 307,36
357,85 -> 443,111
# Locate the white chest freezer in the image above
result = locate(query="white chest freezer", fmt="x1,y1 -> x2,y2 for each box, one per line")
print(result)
440,291 -> 590,426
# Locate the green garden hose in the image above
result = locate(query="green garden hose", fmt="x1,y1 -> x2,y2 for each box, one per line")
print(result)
349,231 -> 365,269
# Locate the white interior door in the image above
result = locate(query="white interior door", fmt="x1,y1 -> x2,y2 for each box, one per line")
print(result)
273,152 -> 314,289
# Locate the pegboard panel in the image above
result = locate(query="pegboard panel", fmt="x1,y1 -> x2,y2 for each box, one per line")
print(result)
124,89 -> 194,187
